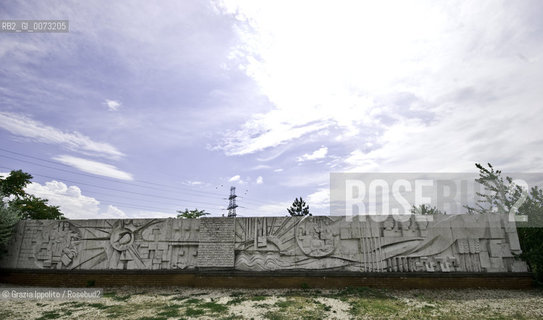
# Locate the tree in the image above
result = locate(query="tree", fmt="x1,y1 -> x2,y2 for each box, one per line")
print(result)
410,204 -> 446,215
287,197 -> 310,216
467,163 -> 543,282
176,208 -> 209,219
0,170 -> 32,197
13,195 -> 63,220
0,170 -> 64,220
465,163 -> 518,215
0,193 -> 21,256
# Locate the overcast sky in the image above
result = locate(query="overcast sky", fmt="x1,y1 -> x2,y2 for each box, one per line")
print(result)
1,1 -> 542,219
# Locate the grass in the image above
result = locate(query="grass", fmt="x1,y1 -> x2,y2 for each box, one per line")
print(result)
87,302 -> 111,309
264,296 -> 327,320
2,288 -> 542,320
184,297 -> 203,304
185,307 -> 205,316
349,298 -> 404,319
103,292 -> 132,302
200,301 -> 228,313
36,311 -> 60,320
226,296 -> 246,305
156,304 -> 180,317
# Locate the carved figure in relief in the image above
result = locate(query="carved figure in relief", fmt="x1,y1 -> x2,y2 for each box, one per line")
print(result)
1,214 -> 526,273
33,221 -> 81,269
296,216 -> 336,257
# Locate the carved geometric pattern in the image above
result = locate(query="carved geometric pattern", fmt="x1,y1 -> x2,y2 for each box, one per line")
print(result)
0,214 -> 529,273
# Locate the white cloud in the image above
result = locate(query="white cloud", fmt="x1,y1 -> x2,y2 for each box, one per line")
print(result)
214,1 -> 543,174
256,176 -> 263,184
123,211 -> 175,219
307,188 -> 329,210
104,205 -> 127,218
343,102 -> 543,172
24,179 -> 178,220
273,168 -> 283,172
281,172 -> 329,188
229,175 -> 241,182
250,164 -> 271,170
254,201 -> 292,217
216,118 -> 331,155
0,112 -> 124,159
227,175 -> 247,184
297,146 -> 328,162
185,180 -> 203,185
24,180 -> 127,219
105,99 -> 121,111
54,155 -> 134,181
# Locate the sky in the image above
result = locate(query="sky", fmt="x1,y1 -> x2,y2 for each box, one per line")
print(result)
1,0 -> 542,219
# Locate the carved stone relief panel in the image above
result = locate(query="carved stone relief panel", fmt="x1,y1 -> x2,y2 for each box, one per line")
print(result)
0,214 -> 529,273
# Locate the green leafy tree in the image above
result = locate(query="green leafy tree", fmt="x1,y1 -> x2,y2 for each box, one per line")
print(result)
0,193 -> 21,256
13,195 -> 63,220
0,170 -> 64,220
467,163 -> 543,282
287,197 -> 310,216
0,170 -> 31,197
410,204 -> 446,215
176,208 -> 209,219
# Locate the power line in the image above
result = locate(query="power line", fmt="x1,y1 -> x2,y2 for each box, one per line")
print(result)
67,188 -> 222,209
0,148 -> 280,207
0,166 -> 226,208
0,148 -> 227,197
1,165 -> 223,210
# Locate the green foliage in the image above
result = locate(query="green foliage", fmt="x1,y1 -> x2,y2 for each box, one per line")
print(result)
465,163 -> 523,215
516,186 -> 543,283
0,170 -> 31,197
468,163 -> 543,282
0,193 -> 21,255
287,197 -> 310,216
185,307 -> 205,316
13,195 -> 63,220
0,170 -> 64,220
176,208 -> 209,219
410,204 -> 446,215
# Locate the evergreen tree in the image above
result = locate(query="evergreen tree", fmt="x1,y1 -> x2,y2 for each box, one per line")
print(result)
287,197 -> 310,216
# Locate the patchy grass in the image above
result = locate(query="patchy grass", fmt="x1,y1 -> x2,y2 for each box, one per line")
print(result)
87,302 -> 111,309
103,292 -> 131,302
185,307 -> 205,317
1,287 -> 542,319
36,311 -> 61,320
264,296 -> 327,320
200,301 -> 228,313
349,298 -> 404,319
250,295 -> 267,301
184,297 -> 203,304
156,304 -> 181,317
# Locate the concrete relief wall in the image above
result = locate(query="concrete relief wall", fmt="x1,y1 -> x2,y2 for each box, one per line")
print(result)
0,214 -> 528,273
